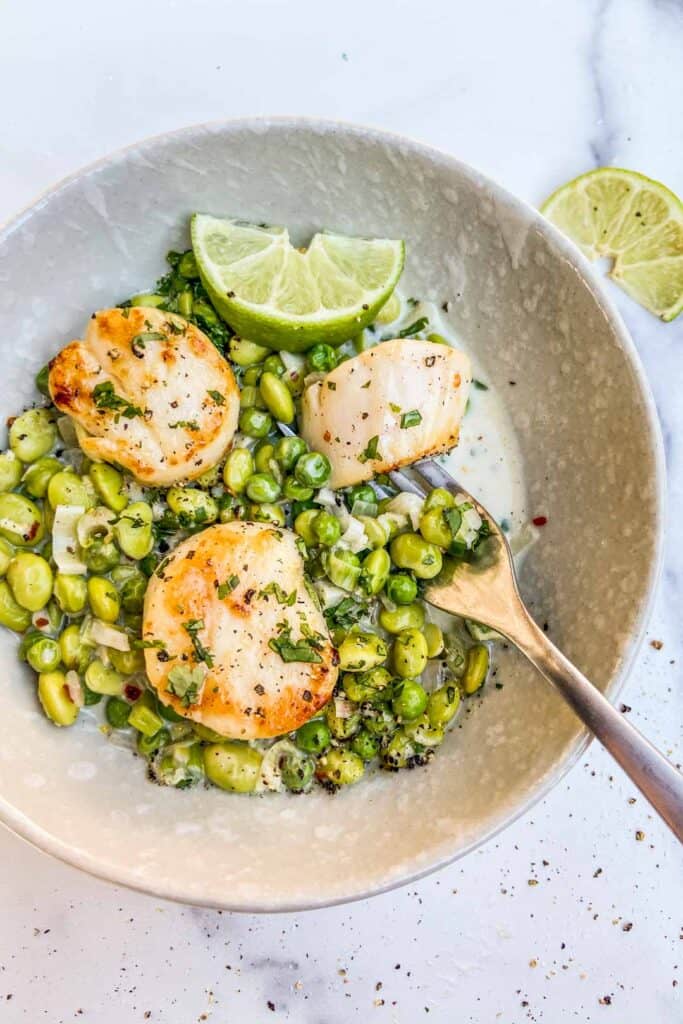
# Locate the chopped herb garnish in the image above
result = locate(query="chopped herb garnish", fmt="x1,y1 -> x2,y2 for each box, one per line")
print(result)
327,381 -> 337,391
389,402 -> 402,414
92,381 -> 143,419
384,316 -> 429,341
269,622 -> 324,664
361,380 -> 371,389
131,331 -> 165,358
167,664 -> 206,707
400,409 -> 422,429
358,435 -> 381,463
131,638 -> 166,650
183,618 -> 214,667
207,390 -> 225,405
169,419 -> 200,431
444,508 -> 462,536
324,597 -> 366,631
259,582 -> 297,606
217,574 -> 240,599
473,379 -> 489,391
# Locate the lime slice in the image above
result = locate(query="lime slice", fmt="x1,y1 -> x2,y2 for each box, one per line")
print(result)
191,216 -> 405,351
541,168 -> 683,321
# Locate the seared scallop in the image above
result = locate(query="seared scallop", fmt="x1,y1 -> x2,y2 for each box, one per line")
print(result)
48,307 -> 239,486
300,339 -> 471,488
142,522 -> 338,739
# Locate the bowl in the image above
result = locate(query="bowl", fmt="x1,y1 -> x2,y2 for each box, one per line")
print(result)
0,118 -> 664,911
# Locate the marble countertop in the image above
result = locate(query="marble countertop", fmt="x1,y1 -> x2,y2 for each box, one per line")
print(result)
1,0 -> 681,1020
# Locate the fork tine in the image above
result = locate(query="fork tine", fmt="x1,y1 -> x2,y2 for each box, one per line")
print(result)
413,459 -> 460,494
388,468 -> 429,497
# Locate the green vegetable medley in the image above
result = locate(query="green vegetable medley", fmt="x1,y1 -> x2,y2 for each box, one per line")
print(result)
2,243 -> 497,796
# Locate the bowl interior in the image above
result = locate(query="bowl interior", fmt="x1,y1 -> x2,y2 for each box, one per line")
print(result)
0,120 -> 662,910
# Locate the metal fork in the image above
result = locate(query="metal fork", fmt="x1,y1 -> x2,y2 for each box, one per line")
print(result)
390,459 -> 683,843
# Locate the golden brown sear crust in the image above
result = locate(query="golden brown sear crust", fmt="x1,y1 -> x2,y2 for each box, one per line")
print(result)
48,307 -> 239,486
142,522 -> 338,739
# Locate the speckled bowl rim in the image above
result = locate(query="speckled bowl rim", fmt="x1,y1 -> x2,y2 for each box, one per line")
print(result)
0,117 -> 666,912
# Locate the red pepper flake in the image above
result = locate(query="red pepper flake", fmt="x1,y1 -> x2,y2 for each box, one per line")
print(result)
124,683 -> 142,702
532,516 -> 547,527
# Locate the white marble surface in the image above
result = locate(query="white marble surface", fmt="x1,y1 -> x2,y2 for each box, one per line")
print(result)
1,0 -> 682,1020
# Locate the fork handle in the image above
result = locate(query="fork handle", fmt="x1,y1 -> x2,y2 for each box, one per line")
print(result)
508,611 -> 683,842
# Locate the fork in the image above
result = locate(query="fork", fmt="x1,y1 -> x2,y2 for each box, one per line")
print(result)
389,458 -> 683,843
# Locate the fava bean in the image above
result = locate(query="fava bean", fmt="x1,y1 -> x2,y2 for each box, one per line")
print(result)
422,487 -> 455,512
403,714 -> 444,747
203,742 -> 263,793
363,705 -> 397,737
253,442 -> 277,475
0,493 -> 44,547
392,628 -> 428,678
7,552 -> 53,611
167,487 -> 219,525
249,503 -> 286,526
229,336 -> 270,366
89,463 -> 128,512
419,508 -> 453,548
382,729 -> 417,769
114,502 -> 154,559
318,748 -> 364,786
283,476 -> 314,502
245,472 -> 281,504
23,456 -> 62,499
38,670 -> 79,726
360,548 -> 391,595
424,622 -> 444,658
83,540 -> 119,573
53,574 -> 88,614
0,538 -> 13,576
239,407 -> 273,438
337,631 -> 387,672
426,683 -> 461,728
392,678 -> 428,721
342,666 -> 392,703
390,533 -> 443,579
0,451 -> 23,493
47,471 -> 96,510
9,408 -> 56,463
295,718 -> 331,754
273,435 -> 307,471
379,602 -> 425,634
324,548 -> 361,590
312,511 -> 341,547
59,624 -> 88,670
325,702 -> 361,740
357,515 -> 389,549
462,643 -> 489,694
294,508 -> 319,547
87,577 -> 120,622
350,728 -> 380,761
239,384 -> 266,409
223,447 -> 254,494
259,371 -> 295,423
27,636 -> 61,673
85,659 -> 125,696
109,647 -> 145,674
0,581 -> 31,631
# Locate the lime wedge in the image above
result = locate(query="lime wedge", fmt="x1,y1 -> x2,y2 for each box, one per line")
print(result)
541,168 -> 683,321
191,215 -> 405,351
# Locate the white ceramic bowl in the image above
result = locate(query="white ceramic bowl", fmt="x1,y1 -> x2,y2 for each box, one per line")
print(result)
0,119 -> 664,910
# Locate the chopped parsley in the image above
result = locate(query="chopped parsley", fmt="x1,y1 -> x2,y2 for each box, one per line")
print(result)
473,379 -> 489,391
269,622 -> 324,664
400,409 -> 422,429
207,390 -> 225,405
169,419 -> 200,431
167,664 -> 206,707
131,331 -> 165,357
389,402 -> 402,414
131,638 -> 166,651
358,435 -> 381,463
259,582 -> 297,606
92,381 -> 143,419
217,574 -> 240,599
183,618 -> 214,667
383,316 -> 429,341
324,597 -> 366,631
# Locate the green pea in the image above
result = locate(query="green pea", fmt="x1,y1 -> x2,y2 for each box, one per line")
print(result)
203,742 -> 263,793
357,516 -> 389,549
137,728 -> 169,757
223,447 -> 254,494
283,476 -> 314,502
423,487 -> 455,512
350,728 -> 380,762
324,548 -> 361,590
363,705 -> 397,737
0,538 -> 14,576
35,364 -> 51,397
262,353 -> 285,377
385,573 -> 417,606
242,365 -> 263,385
462,644 -> 489,694
279,748 -> 315,792
0,493 -> 44,547
106,696 -> 132,728
258,372 -> 295,423
294,451 -> 331,488
273,435 -> 307,471
307,343 -> 339,373
114,502 -> 154,559
390,533 -> 443,579
129,293 -> 166,307
47,471 -> 96,510
312,511 -> 341,547
53,574 -> 88,614
239,407 -> 273,438
419,508 -> 453,548
325,702 -> 361,739
294,508 -> 319,547
85,659 -> 125,696
9,408 -> 57,463
360,548 -> 391,595
392,678 -> 428,721
23,456 -> 62,499
87,577 -> 120,622
348,483 -> 376,506
0,451 -> 23,493
229,336 -> 270,366
59,624 -> 87,670
249,503 -> 286,527
128,693 -> 164,737
7,553 -> 53,611
318,748 -> 364,787
82,540 -> 118,575
427,684 -> 461,728
392,629 -> 429,678
89,463 -> 128,513
295,718 -> 331,754
379,602 -> 425,634
403,714 -> 444,747
109,647 -> 145,674
245,472 -> 281,503
38,670 -> 79,726
382,729 -> 417,769
253,442 -> 277,475
424,623 -> 444,658
26,636 -> 61,673
338,631 -> 387,672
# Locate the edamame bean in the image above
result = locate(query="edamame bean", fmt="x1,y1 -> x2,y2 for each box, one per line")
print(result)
424,623 -> 444,658
295,719 -> 331,754
87,577 -> 120,622
0,581 -> 31,631
294,508 -> 319,547
83,540 -> 119,573
426,683 -> 461,728
318,748 -> 364,786
85,659 -> 125,696
422,487 -> 455,512
390,533 -> 443,579
249,503 -> 286,526
419,508 -> 453,548
324,549 -> 361,590
259,372 -> 294,423
229,336 -> 270,366
53,574 -> 88,614
59,624 -> 87,670
325,702 -> 361,739
392,678 -> 428,721
38,670 -> 79,726
338,631 -> 387,672
23,456 -> 62,499
223,447 -> 254,494
254,441 -> 277,475
392,629 -> 428,678
89,463 -> 128,512
7,553 -> 53,611
47,471 -> 96,510
262,353 -> 286,376
203,742 -> 263,793
0,493 -> 44,547
462,644 -> 489,694
379,602 -> 425,634
242,365 -> 262,385
374,291 -> 401,325
167,487 -> 218,525
0,451 -> 23,492
245,473 -> 281,503
283,476 -> 314,502
114,502 -> 154,559
9,408 -> 56,463
357,516 -> 389,549
350,728 -> 380,762
106,696 -> 132,728
273,435 -> 307,471
306,344 -> 338,373
26,636 -> 61,673
238,407 -> 273,438
294,451 -> 331,488
360,548 -> 391,595
279,748 -> 314,792
385,572 -> 418,606
312,511 -> 341,547
0,538 -> 13,576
